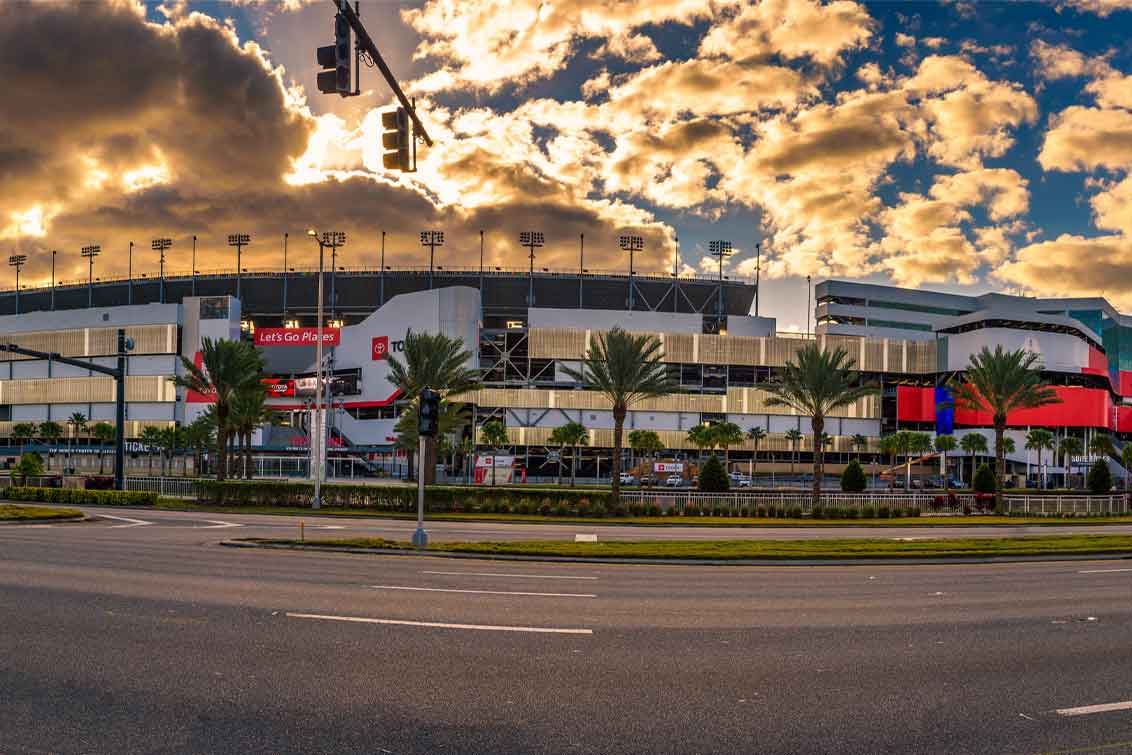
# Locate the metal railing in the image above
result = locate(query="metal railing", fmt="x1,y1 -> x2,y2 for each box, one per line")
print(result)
620,490 -> 1131,516
125,476 -> 199,499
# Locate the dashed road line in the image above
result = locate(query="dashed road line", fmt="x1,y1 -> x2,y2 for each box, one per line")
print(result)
1055,700 -> 1132,717
286,612 -> 593,635
367,584 -> 596,598
421,570 -> 598,581
1078,568 -> 1132,574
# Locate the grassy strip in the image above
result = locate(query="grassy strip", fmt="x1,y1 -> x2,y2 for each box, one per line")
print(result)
0,504 -> 84,522
244,534 -> 1132,560
155,500 -> 1132,527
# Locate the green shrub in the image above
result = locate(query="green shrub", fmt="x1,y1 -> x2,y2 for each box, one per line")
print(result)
878,506 -> 891,519
553,504 -> 568,517
973,463 -> 996,494
1088,459 -> 1113,494
647,504 -> 661,516
789,506 -> 803,518
697,455 -> 729,492
11,452 -> 43,483
840,460 -> 867,493
4,486 -> 157,506
811,506 -> 824,520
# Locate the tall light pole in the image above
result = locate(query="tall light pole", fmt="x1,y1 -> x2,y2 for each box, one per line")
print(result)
151,238 -> 171,304
578,233 -> 584,309
379,230 -> 386,306
191,235 -> 197,297
519,230 -> 544,308
228,233 -> 250,301
619,234 -> 643,311
282,232 -> 289,315
807,274 -> 812,338
419,230 -> 444,289
673,236 -> 679,314
8,255 -> 26,315
128,241 -> 134,304
50,250 -> 57,311
305,229 -> 344,509
754,241 -> 762,317
81,244 -> 100,308
708,240 -> 733,332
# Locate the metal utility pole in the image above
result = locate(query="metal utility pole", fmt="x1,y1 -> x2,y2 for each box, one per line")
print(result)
50,250 -> 57,311
380,230 -> 386,306
228,234 -> 250,301
754,242 -> 762,317
151,238 -> 171,304
330,243 -> 338,321
128,241 -> 134,304
519,231 -> 544,308
81,244 -> 100,308
8,255 -> 26,315
305,229 -> 344,508
0,329 -> 131,490
619,235 -> 643,311
419,230 -> 444,289
191,236 -> 197,297
478,230 -> 484,323
673,236 -> 679,313
282,232 -> 289,314
578,233 -> 584,309
708,240 -> 734,331
807,274 -> 812,338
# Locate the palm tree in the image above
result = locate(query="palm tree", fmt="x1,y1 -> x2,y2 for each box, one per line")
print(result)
879,434 -> 900,489
1058,435 -> 1083,489
950,346 -> 1060,510
175,337 -> 265,481
91,422 -> 114,474
38,421 -> 63,471
687,423 -> 715,463
139,426 -> 163,475
909,431 -> 934,489
851,433 -> 868,460
713,421 -> 744,473
1122,443 -> 1132,493
764,344 -> 877,503
562,328 -> 674,500
183,414 -> 215,477
998,435 -> 1016,484
65,412 -> 87,473
784,428 -> 803,480
959,433 -> 988,487
385,330 -> 481,485
480,419 -> 509,486
1024,429 -> 1055,489
1090,433 -> 1114,459
230,385 -> 278,479
935,434 -> 956,491
12,422 -> 36,450
746,426 -> 767,482
627,428 -> 663,482
550,422 -> 589,487
156,426 -> 180,476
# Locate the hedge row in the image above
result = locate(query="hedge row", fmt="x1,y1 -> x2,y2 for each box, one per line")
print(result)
5,486 -> 158,506
194,480 -> 615,511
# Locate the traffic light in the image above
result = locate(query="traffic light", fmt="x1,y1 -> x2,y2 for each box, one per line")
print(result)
316,13 -> 351,95
381,107 -> 411,171
418,388 -> 440,437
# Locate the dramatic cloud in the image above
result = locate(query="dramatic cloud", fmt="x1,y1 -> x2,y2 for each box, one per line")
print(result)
698,0 -> 875,66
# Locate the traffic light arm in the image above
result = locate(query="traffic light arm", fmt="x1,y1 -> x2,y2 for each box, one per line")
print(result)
0,344 -> 120,378
332,0 -> 433,146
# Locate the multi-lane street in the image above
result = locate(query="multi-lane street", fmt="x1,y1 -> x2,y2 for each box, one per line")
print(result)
3,511 -> 1132,753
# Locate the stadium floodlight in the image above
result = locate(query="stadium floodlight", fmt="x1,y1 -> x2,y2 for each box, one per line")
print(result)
228,233 -> 251,301
81,244 -> 101,308
8,255 -> 26,314
151,238 -> 172,303
708,240 -> 735,327
619,235 -> 644,310
419,231 -> 444,289
519,231 -> 545,308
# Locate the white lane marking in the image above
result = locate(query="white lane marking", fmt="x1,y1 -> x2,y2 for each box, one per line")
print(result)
422,570 -> 598,581
286,612 -> 592,635
367,584 -> 595,598
100,514 -> 152,528
1056,700 -> 1132,717
315,525 -> 346,530
1079,568 -> 1132,574
200,520 -> 242,529
575,534 -> 598,542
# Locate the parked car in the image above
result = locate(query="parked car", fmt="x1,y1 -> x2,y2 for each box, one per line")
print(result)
665,474 -> 684,487
729,473 -> 752,488
619,473 -> 638,485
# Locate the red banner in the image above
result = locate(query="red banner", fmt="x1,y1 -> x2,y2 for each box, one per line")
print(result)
262,378 -> 296,397
254,327 -> 340,347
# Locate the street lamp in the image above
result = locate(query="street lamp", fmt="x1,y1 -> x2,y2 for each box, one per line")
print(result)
708,240 -> 734,331
81,244 -> 101,308
127,241 -> 134,305
191,235 -> 197,297
619,234 -> 643,311
419,230 -> 444,290
305,228 -> 344,509
228,233 -> 250,300
151,238 -> 171,303
519,230 -> 544,308
50,250 -> 57,311
8,255 -> 26,315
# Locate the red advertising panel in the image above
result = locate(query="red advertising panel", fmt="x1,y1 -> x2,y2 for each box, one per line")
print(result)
372,336 -> 389,360
254,327 -> 340,346
898,385 -> 1117,428
262,378 -> 296,397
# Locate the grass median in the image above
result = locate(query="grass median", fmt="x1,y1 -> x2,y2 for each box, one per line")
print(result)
0,504 -> 84,522
240,534 -> 1132,560
156,500 -> 1132,527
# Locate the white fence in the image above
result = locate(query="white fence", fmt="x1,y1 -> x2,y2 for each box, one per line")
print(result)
125,477 -> 199,499
620,490 -> 1130,516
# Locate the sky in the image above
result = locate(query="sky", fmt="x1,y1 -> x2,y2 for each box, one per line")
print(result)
3,0 -> 1132,331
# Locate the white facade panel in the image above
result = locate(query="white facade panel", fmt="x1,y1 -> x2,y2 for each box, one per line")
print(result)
944,328 -> 1090,373
529,308 -> 704,334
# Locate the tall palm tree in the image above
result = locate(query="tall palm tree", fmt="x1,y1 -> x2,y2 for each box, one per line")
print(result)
1025,428 -> 1055,489
1090,433 -> 1115,459
12,422 -> 36,451
139,426 -> 163,475
950,346 -> 1060,510
479,418 -> 510,486
553,421 -> 590,487
91,422 -> 114,475
66,411 -> 87,473
879,434 -> 900,489
627,428 -> 663,481
907,431 -> 934,489
183,414 -> 216,477
935,434 -> 956,491
763,344 -> 877,503
686,423 -> 715,462
851,433 -> 868,461
459,436 -> 475,485
385,330 -> 481,485
38,421 -> 63,471
959,433 -> 988,487
1121,443 -> 1132,493
784,428 -> 803,480
156,426 -> 180,476
713,421 -> 744,472
1058,435 -> 1082,489
746,426 -> 767,482
562,328 -> 674,500
230,385 -> 278,479
175,337 -> 265,481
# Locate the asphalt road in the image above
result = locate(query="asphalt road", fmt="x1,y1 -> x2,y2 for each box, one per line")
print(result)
3,514 -> 1132,753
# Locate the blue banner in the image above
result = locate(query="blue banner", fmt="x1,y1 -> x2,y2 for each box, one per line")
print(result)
935,385 -> 954,436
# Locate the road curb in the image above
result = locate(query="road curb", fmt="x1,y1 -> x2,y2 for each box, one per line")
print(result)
0,515 -> 88,525
219,539 -> 1132,567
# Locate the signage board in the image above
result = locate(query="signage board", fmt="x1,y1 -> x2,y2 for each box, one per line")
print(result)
654,462 -> 684,473
254,327 -> 340,347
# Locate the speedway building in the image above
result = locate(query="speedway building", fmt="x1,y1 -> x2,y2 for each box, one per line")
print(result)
0,263 -> 1127,480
